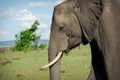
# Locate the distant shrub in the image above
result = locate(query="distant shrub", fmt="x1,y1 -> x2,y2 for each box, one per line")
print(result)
13,20 -> 41,52
38,43 -> 47,50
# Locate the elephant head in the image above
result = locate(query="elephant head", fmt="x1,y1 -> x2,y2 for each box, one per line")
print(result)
42,0 -> 104,80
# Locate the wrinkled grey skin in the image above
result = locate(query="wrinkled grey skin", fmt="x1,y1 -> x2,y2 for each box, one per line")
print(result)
48,0 -> 120,80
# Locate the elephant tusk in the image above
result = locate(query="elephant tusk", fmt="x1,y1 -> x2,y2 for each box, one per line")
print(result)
41,51 -> 63,69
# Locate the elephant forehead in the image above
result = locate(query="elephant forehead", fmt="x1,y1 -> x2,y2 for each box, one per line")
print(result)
105,2 -> 112,14
55,14 -> 70,24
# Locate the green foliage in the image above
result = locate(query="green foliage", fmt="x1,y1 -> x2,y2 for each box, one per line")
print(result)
13,20 -> 40,51
38,43 -> 47,50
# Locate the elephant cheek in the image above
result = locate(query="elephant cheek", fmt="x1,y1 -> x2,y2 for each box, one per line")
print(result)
59,37 -> 68,51
67,37 -> 82,51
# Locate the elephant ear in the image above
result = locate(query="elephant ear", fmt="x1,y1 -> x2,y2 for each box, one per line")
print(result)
73,0 -> 103,44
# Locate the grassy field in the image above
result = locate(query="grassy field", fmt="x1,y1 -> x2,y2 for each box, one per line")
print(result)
0,46 -> 91,80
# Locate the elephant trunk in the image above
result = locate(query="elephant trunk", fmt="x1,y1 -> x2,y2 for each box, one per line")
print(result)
48,49 -> 62,80
47,22 -> 68,80
48,35 -> 63,80
49,56 -> 61,80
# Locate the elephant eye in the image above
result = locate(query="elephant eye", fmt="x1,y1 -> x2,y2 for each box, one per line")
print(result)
59,25 -> 64,31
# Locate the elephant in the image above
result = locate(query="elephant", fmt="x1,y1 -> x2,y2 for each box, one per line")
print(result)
42,0 -> 120,80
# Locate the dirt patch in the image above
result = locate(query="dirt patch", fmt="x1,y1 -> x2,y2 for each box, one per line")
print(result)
0,47 -> 11,54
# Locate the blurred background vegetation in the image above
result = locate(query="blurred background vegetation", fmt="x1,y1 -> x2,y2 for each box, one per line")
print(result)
11,20 -> 47,52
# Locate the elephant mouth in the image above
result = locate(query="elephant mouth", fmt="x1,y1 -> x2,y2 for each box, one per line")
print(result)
41,51 -> 63,69
64,48 -> 71,53
41,48 -> 71,69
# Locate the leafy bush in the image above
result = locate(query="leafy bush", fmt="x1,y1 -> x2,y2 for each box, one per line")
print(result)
38,43 -> 47,50
13,20 -> 41,51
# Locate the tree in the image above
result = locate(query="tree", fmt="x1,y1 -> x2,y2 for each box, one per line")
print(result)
13,20 -> 40,51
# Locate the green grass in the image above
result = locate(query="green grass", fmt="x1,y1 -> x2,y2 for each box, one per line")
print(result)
0,45 -> 91,80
